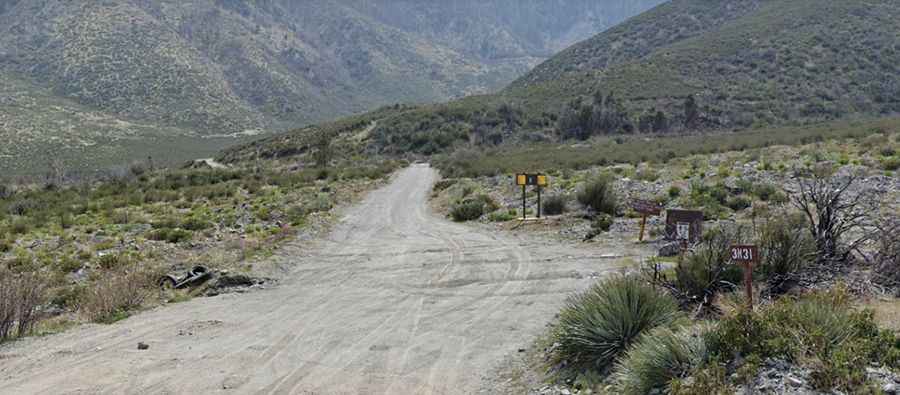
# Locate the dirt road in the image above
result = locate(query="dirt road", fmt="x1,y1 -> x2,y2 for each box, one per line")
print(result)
0,165 -> 628,394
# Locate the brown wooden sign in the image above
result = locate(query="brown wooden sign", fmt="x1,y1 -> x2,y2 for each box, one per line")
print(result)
632,199 -> 662,242
632,199 -> 662,216
730,245 -> 759,265
730,244 -> 759,310
665,210 -> 704,243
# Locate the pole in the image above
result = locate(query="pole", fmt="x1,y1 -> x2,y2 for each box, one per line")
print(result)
638,214 -> 647,242
537,186 -> 542,218
745,262 -> 753,310
522,185 -> 527,221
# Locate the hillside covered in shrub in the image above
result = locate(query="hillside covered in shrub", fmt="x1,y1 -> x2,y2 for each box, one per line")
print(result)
237,0 -> 900,161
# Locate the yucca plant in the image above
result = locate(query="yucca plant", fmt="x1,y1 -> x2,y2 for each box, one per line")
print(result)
554,275 -> 683,372
613,325 -> 711,395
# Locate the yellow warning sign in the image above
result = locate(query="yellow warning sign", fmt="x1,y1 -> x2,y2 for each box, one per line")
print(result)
516,174 -> 527,186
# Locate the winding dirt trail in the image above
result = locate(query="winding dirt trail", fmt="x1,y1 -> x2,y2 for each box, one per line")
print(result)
0,165 -> 626,394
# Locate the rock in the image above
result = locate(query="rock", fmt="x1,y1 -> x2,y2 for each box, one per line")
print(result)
786,376 -> 803,387
137,342 -> 149,350
658,242 -> 682,257
884,383 -> 897,394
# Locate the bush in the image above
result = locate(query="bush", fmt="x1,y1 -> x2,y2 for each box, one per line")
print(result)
488,211 -> 517,222
542,194 -> 568,215
96,253 -> 121,270
432,179 -> 457,193
707,288 -> 900,392
7,199 -> 39,216
635,168 -> 660,182
884,157 -> 900,171
0,270 -> 47,341
725,195 -> 751,211
554,275 -> 683,372
668,186 -> 682,199
670,224 -> 746,302
614,325 -> 711,394
873,217 -> 900,287
148,228 -> 193,244
757,213 -> 816,291
78,270 -> 152,323
181,216 -> 212,231
471,194 -> 499,213
450,200 -> 484,222
577,176 -> 617,215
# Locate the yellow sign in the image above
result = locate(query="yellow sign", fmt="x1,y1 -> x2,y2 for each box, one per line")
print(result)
516,174 -> 527,186
537,175 -> 548,187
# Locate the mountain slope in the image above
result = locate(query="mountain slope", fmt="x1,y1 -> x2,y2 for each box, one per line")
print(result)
268,0 -> 900,159
0,0 -> 663,175
507,0 -> 900,129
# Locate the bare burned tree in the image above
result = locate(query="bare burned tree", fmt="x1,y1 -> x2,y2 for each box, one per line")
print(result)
789,173 -> 870,264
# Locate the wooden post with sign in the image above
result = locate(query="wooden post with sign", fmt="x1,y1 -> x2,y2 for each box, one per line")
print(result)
632,199 -> 662,242
730,245 -> 758,310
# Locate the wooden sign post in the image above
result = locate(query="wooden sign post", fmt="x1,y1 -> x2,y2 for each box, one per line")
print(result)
631,199 -> 662,242
730,245 -> 758,310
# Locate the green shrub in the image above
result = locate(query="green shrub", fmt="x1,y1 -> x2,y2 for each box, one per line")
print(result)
671,225 -> 746,302
752,183 -> 779,202
636,168 -> 660,182
542,194 -> 568,215
450,200 -> 484,222
577,176 -> 617,215
96,253 -> 121,270
9,218 -> 30,235
707,288 -> 900,393
432,179 -> 457,193
488,211 -> 517,222
757,213 -> 816,291
884,157 -> 900,171
668,186 -> 682,199
725,195 -> 751,211
148,228 -> 193,244
471,194 -> 499,213
614,325 -> 711,395
554,275 -> 683,372
181,216 -> 212,231
592,214 -> 613,232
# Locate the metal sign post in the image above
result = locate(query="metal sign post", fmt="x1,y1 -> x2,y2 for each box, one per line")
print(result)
516,174 -> 548,220
730,245 -> 759,310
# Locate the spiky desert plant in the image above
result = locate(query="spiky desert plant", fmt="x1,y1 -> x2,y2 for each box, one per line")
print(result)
554,275 -> 683,371
613,325 -> 711,394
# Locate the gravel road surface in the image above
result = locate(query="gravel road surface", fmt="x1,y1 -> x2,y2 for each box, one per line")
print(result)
0,165 -> 627,394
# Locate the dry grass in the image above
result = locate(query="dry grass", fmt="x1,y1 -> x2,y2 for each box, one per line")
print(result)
859,298 -> 900,333
78,270 -> 156,324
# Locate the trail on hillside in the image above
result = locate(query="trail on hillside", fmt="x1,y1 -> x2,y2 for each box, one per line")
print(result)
0,165 -> 626,394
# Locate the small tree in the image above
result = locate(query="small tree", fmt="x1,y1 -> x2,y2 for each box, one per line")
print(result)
311,130 -> 334,169
684,95 -> 699,129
